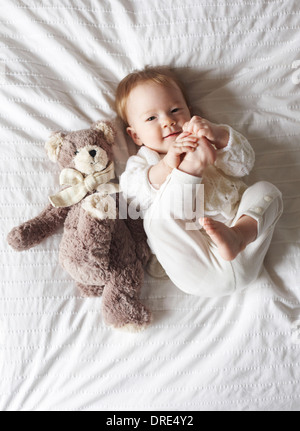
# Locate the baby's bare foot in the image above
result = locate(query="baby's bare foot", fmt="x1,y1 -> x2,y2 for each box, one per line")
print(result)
179,137 -> 217,177
200,217 -> 245,261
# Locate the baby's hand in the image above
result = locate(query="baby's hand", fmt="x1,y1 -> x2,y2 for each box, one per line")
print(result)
182,116 -> 229,149
164,137 -> 198,170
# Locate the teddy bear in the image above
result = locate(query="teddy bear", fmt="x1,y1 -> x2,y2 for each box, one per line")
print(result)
7,121 -> 152,332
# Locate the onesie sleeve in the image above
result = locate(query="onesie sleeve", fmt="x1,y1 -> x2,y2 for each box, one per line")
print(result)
119,149 -> 158,215
214,125 -> 255,177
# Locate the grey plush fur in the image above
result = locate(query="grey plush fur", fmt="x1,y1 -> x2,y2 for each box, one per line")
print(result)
7,121 -> 152,332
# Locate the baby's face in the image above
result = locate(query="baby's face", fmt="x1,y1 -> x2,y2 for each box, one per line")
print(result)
126,81 -> 191,154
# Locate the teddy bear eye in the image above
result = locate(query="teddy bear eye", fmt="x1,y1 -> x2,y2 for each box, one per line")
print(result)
74,150 -> 79,155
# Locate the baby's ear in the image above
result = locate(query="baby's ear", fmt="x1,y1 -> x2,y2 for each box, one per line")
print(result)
126,127 -> 142,146
45,132 -> 65,162
92,121 -> 115,145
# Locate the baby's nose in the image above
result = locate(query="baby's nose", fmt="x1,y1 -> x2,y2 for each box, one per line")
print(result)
163,117 -> 176,127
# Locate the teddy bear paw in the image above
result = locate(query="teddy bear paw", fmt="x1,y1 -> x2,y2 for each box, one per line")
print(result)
103,301 -> 153,333
7,225 -> 33,251
82,193 -> 116,220
117,321 -> 152,333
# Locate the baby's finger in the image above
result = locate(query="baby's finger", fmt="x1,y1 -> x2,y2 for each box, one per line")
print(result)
174,140 -> 199,148
175,137 -> 198,146
175,131 -> 193,141
174,145 -> 197,155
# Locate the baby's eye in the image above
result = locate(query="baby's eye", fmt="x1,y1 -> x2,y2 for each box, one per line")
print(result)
171,108 -> 180,113
147,116 -> 156,122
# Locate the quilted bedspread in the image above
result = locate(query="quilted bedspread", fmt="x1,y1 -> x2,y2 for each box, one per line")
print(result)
0,0 -> 300,411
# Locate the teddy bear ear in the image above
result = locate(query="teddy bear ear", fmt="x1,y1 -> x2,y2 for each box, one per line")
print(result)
45,132 -> 65,162
92,121 -> 115,145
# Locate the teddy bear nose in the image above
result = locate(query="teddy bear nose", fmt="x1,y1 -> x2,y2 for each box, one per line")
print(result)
89,150 -> 97,158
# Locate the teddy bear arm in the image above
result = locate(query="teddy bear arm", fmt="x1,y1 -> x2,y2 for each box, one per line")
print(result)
7,204 -> 69,251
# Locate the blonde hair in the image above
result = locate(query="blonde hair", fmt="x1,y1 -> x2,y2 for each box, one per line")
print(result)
115,66 -> 189,127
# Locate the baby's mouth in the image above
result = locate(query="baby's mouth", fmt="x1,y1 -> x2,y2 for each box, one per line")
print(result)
164,131 -> 181,139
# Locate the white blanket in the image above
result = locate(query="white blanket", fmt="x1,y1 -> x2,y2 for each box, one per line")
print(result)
1,0 -> 300,411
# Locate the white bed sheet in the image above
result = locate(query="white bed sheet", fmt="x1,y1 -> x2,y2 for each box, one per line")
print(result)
1,0 -> 300,411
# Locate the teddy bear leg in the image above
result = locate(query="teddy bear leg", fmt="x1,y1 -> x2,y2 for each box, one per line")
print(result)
101,263 -> 152,332
102,287 -> 152,332
77,283 -> 104,297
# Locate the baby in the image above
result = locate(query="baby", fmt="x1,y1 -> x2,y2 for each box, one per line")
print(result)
117,66 -> 283,297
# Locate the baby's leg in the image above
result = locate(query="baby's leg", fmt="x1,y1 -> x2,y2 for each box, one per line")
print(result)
200,215 -> 258,261
230,181 -> 283,288
144,169 -> 236,297
201,181 -> 282,262
233,181 -> 283,240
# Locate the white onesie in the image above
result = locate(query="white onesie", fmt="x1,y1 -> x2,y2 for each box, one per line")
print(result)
120,125 -> 283,297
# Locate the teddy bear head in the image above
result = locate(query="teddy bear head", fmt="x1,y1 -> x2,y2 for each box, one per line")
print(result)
45,121 -> 115,175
